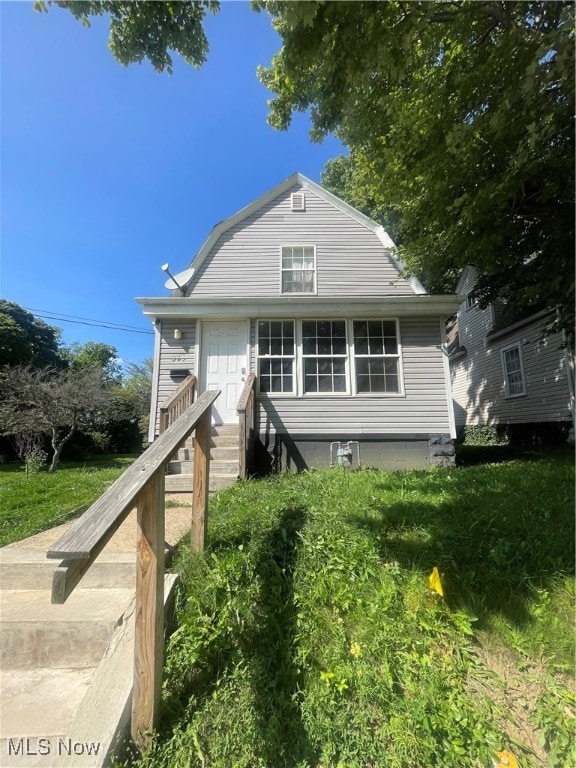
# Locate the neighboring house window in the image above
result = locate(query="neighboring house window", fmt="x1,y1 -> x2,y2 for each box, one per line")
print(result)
501,343 -> 526,398
465,291 -> 477,310
353,320 -> 400,393
257,321 -> 295,393
281,245 -> 316,293
302,320 -> 347,393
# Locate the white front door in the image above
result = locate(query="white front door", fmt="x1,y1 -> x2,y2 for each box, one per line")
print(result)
199,321 -> 249,424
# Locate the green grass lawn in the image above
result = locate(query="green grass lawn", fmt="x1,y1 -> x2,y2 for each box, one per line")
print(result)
118,448 -> 574,768
0,455 -> 136,547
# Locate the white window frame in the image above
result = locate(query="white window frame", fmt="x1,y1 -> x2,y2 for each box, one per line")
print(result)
256,320 -> 296,395
465,292 -> 477,311
280,245 -> 317,295
301,319 -> 350,396
255,318 -> 406,398
350,318 -> 405,397
501,342 -> 527,398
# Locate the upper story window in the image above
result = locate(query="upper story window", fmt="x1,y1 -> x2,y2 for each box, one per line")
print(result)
353,320 -> 400,393
465,291 -> 477,311
281,245 -> 316,294
501,343 -> 526,398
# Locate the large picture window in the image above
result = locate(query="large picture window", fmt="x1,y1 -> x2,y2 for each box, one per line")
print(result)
302,320 -> 347,392
353,320 -> 400,393
256,318 -> 403,396
257,321 -> 295,393
281,246 -> 316,293
501,343 -> 526,398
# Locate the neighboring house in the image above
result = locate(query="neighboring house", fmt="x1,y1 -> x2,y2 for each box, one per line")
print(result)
137,173 -> 459,475
449,266 -> 575,439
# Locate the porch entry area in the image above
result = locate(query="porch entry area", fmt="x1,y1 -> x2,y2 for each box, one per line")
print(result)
199,320 -> 249,424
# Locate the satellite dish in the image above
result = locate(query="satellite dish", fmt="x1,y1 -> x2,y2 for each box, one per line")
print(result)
162,266 -> 195,291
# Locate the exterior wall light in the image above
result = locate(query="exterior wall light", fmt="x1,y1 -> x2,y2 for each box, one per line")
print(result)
174,329 -> 183,340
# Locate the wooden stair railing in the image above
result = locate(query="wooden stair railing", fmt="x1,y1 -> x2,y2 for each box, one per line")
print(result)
46,389 -> 220,753
159,374 -> 197,434
237,374 -> 256,480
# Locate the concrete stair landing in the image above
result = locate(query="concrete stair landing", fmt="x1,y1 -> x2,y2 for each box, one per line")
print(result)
165,423 -> 240,493
0,548 -> 177,767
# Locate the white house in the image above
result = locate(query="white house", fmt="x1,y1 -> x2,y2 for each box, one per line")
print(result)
137,173 -> 459,483
449,266 -> 574,440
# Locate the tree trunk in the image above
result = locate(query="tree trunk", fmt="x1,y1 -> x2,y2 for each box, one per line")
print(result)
49,425 -> 76,472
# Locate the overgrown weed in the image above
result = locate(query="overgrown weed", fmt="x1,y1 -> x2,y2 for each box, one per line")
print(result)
120,452 -> 574,767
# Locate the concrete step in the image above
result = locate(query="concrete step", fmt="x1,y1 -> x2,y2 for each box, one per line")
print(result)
0,575 -> 179,768
167,460 -> 239,475
0,588 -> 133,669
165,473 -> 237,493
0,668 -> 95,747
0,550 -> 136,592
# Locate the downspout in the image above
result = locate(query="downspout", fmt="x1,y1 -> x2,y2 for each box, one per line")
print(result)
440,317 -> 457,439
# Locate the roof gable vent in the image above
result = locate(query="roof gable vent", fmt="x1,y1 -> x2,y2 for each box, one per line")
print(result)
291,191 -> 306,212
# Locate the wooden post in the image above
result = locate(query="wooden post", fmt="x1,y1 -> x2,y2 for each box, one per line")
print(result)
132,470 -> 165,751
191,409 -> 211,552
239,410 -> 247,480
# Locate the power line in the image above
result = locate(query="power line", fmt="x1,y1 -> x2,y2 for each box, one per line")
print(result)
23,307 -> 154,336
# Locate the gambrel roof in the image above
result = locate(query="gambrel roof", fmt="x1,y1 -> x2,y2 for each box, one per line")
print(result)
178,172 -> 426,296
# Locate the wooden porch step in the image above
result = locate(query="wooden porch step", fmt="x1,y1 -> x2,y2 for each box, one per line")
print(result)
164,474 -> 237,493
167,460 -> 239,475
172,446 -> 238,462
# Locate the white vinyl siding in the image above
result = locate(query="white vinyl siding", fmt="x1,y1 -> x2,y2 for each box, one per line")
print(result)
255,317 -> 449,436
257,320 -> 295,394
186,184 -> 415,298
451,314 -> 571,427
154,318 -> 197,434
281,245 -> 316,294
501,343 -> 526,398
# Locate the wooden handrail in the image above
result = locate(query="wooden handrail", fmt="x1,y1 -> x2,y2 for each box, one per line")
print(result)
46,388 -> 220,752
237,374 -> 256,480
159,374 -> 197,434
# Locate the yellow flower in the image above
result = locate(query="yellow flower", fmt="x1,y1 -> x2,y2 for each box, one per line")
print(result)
320,670 -> 335,683
493,749 -> 518,768
350,642 -> 362,658
429,566 -> 444,597
336,679 -> 349,693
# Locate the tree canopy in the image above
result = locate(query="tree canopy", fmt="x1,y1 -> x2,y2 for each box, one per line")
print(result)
257,1 -> 575,335
0,300 -> 63,367
0,364 -> 113,471
35,0 -> 219,73
64,341 -> 122,384
37,1 -> 575,336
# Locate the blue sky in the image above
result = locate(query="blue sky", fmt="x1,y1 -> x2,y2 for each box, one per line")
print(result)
1,1 -> 344,366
